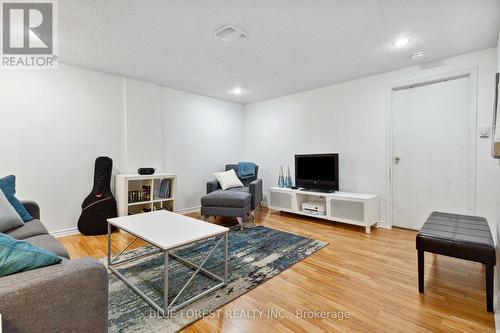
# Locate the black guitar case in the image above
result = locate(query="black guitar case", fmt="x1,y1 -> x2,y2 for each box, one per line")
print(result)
77,156 -> 117,235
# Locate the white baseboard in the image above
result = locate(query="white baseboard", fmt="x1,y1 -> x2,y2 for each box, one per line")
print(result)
51,227 -> 80,238
376,221 -> 391,229
175,206 -> 201,214
50,208 -> 201,238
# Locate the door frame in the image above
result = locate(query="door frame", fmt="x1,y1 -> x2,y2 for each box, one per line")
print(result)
384,67 -> 478,228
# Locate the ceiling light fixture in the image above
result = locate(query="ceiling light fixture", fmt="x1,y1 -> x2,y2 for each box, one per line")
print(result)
229,87 -> 245,95
392,37 -> 411,48
214,25 -> 248,42
411,51 -> 427,60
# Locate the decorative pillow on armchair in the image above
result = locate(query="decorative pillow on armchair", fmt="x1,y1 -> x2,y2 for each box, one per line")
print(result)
213,169 -> 244,190
0,175 -> 33,222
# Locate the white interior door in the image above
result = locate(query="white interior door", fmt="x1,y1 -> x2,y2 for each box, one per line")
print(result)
391,75 -> 474,230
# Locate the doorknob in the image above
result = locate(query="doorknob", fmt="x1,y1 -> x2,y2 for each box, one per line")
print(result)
394,155 -> 400,163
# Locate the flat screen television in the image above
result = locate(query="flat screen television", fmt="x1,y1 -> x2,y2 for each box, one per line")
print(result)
295,153 -> 339,192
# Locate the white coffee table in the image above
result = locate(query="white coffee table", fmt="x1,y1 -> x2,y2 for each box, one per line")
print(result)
107,210 -> 229,315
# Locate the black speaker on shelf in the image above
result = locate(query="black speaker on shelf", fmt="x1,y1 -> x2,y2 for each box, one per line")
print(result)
138,168 -> 155,175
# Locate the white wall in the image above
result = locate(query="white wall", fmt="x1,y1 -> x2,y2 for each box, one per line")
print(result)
0,66 -> 244,233
161,88 -> 244,210
124,78 -> 163,172
243,48 -> 500,234
0,64 -> 125,233
498,31 -> 500,71
123,81 -> 245,211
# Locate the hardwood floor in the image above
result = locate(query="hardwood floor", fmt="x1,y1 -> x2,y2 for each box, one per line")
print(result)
58,208 -> 495,332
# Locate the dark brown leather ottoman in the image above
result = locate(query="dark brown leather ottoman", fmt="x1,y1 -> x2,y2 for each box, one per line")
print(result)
416,211 -> 495,312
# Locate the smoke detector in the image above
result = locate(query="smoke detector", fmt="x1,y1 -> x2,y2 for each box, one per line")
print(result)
214,25 -> 248,42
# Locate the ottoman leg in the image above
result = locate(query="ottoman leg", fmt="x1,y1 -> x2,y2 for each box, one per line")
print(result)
486,263 -> 494,312
236,217 -> 243,230
418,250 -> 424,293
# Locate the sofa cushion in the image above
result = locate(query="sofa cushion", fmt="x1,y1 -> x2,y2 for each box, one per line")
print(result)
0,233 -> 61,277
0,190 -> 24,233
201,190 -> 251,208
0,175 -> 33,222
24,234 -> 70,259
6,219 -> 48,240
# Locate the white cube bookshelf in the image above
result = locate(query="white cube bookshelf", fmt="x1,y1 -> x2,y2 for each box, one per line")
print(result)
268,187 -> 379,233
116,173 -> 177,217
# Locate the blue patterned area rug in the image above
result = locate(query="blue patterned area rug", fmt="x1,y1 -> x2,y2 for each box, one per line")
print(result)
106,224 -> 327,333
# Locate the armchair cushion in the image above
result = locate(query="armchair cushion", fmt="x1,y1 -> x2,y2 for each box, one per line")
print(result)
201,190 -> 251,208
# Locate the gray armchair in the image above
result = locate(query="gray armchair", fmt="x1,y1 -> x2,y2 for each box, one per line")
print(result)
202,164 -> 263,227
207,164 -> 263,210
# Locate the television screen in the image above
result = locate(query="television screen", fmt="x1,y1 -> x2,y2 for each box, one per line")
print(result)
295,154 -> 339,191
296,156 -> 336,181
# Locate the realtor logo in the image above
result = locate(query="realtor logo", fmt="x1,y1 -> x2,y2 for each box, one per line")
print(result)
1,0 -> 58,68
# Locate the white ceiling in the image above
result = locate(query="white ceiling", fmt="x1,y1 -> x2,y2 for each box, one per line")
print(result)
59,0 -> 500,104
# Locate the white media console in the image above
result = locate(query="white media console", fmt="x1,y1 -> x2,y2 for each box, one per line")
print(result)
267,187 -> 379,233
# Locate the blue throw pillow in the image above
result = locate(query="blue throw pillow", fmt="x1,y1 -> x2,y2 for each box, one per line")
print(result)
0,175 -> 33,222
0,233 -> 61,277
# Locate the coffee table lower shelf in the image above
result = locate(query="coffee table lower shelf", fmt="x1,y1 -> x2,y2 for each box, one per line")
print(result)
107,224 -> 229,315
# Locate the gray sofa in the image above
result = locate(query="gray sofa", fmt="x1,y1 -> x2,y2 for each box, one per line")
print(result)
202,164 -> 263,228
0,201 -> 108,333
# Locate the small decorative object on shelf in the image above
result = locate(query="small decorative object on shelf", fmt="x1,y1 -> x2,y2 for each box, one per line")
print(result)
143,185 -> 151,201
128,185 -> 151,203
284,165 -> 293,188
138,167 -> 156,175
278,165 -> 285,188
158,178 -> 173,199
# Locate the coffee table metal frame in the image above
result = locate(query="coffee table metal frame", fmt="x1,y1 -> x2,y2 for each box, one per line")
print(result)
107,223 -> 228,316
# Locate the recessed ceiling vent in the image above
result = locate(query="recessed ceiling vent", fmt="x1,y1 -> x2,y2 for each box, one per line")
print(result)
214,25 -> 248,42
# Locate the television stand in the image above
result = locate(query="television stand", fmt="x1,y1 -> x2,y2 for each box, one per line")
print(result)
267,187 -> 379,233
299,188 -> 336,193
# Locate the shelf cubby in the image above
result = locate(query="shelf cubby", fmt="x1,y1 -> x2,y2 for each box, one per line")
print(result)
116,173 -> 177,217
